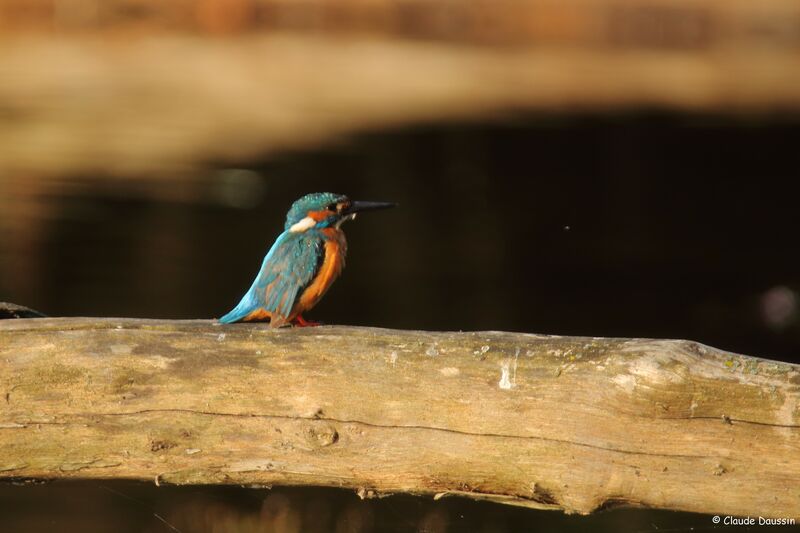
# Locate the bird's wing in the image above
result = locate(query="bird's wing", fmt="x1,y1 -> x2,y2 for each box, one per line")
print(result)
219,231 -> 324,324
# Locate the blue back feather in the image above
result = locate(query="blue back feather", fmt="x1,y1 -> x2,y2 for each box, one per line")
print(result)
219,230 -> 324,323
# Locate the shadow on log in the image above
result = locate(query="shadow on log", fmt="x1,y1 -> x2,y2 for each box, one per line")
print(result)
0,318 -> 798,517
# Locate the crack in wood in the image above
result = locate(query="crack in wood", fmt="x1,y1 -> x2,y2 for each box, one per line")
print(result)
21,408 -> 725,460
682,415 -> 800,429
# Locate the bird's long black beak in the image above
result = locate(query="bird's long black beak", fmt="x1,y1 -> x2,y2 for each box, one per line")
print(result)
344,201 -> 397,215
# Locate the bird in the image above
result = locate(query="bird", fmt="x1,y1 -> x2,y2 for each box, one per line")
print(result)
219,192 -> 396,327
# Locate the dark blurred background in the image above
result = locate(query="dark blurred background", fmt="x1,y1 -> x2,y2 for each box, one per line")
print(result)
2,0 -> 800,531
3,114 -> 799,358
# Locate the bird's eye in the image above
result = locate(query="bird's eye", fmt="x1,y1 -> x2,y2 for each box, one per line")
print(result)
327,203 -> 339,212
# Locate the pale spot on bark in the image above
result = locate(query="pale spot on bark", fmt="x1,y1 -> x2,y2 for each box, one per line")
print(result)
110,344 -> 133,355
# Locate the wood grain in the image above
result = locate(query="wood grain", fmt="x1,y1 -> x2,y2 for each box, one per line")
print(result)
1,318 -> 798,516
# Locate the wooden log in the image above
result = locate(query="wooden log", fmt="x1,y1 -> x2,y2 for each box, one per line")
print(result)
0,317 -> 798,517
2,33 -> 800,179
0,302 -> 46,319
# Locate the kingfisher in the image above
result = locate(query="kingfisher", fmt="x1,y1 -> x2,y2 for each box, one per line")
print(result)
219,192 -> 396,327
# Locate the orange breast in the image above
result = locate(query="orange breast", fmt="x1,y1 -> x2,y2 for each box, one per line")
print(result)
294,229 -> 347,315
243,308 -> 272,322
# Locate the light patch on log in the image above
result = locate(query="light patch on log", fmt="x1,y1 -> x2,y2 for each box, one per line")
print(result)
498,362 -> 513,390
612,374 -> 636,394
776,393 -> 799,437
626,356 -> 686,386
227,459 -> 276,473
109,344 -> 133,355
142,356 -> 177,369
499,347 -> 521,390
0,462 -> 28,472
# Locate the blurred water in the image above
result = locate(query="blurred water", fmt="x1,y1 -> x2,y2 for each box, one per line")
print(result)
1,112 -> 799,531
0,481 -> 710,533
2,112 -> 799,358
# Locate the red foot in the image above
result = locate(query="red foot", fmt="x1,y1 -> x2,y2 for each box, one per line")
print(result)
292,314 -> 322,327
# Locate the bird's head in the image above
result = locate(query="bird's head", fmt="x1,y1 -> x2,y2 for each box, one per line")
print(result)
285,192 -> 395,233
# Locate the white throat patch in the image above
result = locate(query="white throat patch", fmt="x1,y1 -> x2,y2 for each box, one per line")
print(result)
289,216 -> 317,233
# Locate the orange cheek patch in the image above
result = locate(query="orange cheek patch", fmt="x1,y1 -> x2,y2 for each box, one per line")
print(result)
308,210 -> 335,222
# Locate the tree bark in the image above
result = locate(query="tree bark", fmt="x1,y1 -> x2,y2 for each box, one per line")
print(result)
0,302 -> 46,319
0,318 -> 798,517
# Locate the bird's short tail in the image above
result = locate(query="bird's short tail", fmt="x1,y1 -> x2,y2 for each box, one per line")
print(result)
218,292 -> 262,324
